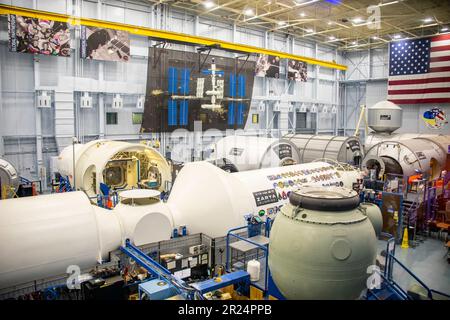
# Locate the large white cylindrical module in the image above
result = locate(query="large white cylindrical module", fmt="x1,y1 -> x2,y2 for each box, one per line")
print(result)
0,158 -> 19,193
0,192 -> 120,290
362,138 -> 446,179
283,134 -> 364,166
56,139 -> 172,196
269,187 -> 377,300
365,133 -> 450,152
207,135 -> 301,172
168,161 -> 362,238
0,191 -> 173,290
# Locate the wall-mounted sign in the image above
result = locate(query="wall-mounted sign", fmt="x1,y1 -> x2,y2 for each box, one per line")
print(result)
8,14 -> 71,56
273,144 -> 293,159
229,147 -> 244,156
422,108 -> 448,130
253,189 -> 279,207
80,26 -> 130,62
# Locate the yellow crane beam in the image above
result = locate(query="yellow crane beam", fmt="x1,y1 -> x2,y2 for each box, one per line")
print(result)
0,4 -> 347,71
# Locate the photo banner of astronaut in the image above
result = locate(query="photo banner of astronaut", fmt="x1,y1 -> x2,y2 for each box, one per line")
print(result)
288,60 -> 308,82
255,54 -> 280,78
8,14 -> 71,56
80,26 -> 130,62
141,47 -> 256,132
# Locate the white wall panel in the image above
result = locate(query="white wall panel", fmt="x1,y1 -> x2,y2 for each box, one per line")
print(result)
37,0 -> 69,14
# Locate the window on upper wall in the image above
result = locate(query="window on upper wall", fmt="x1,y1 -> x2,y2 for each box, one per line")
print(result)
132,113 -> 143,125
107,112 -> 118,125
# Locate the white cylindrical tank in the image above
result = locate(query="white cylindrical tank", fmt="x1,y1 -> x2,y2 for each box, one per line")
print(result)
284,134 -> 364,166
362,138 -> 446,179
268,187 -> 377,300
208,135 -> 301,172
168,161 -> 361,238
56,140 -> 172,196
0,158 -> 19,193
0,190 -> 173,290
367,101 -> 403,134
247,260 -> 261,282
0,192 -> 121,289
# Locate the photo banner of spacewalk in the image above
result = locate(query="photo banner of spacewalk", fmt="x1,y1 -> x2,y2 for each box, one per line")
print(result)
141,47 -> 256,133
80,26 -> 130,62
255,54 -> 308,82
8,14 -> 71,56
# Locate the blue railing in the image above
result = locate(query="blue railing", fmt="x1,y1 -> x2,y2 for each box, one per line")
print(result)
225,222 -> 271,294
380,233 -> 450,300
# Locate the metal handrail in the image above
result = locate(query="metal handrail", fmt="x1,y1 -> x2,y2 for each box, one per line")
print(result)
226,225 -> 270,294
387,254 -> 434,299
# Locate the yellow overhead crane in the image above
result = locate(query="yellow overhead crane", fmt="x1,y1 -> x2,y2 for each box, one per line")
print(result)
0,4 -> 347,71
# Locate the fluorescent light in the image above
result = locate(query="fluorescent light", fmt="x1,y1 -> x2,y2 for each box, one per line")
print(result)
278,21 -> 286,26
329,36 -> 336,40
377,1 -> 399,7
423,17 -> 433,23
203,1 -> 215,9
372,36 -> 378,40
306,28 -> 314,33
351,41 -> 357,45
244,8 -> 254,16
441,26 -> 449,32
327,21 -> 333,25
352,17 -> 364,24
300,12 -> 306,17
393,34 -> 401,39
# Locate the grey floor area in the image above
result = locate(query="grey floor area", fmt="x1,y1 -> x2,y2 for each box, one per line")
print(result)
377,237 -> 450,296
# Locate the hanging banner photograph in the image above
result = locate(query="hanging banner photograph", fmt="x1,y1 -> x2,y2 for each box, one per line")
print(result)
80,26 -> 130,62
288,60 -> 308,82
255,54 -> 280,78
8,14 -> 71,56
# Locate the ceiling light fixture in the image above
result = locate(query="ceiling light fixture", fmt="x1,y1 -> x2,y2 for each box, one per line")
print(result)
441,26 -> 449,32
377,1 -> 399,7
306,28 -> 314,33
393,34 -> 401,39
352,17 -> 364,24
327,21 -> 333,25
329,36 -> 336,40
244,8 -> 254,16
278,21 -> 287,26
300,12 -> 306,17
203,1 -> 215,9
423,17 -> 433,23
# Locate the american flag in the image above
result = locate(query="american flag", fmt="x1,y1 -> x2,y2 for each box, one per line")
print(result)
387,34 -> 450,104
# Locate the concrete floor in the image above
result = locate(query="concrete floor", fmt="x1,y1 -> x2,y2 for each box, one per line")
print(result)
378,237 -> 450,296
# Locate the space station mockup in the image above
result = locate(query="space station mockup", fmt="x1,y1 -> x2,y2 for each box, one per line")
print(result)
0,160 -> 364,290
362,100 -> 450,179
269,187 -> 380,300
56,139 -> 172,196
0,158 -> 19,192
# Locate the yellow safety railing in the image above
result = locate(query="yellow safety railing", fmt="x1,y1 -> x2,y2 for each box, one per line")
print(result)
0,4 -> 347,71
